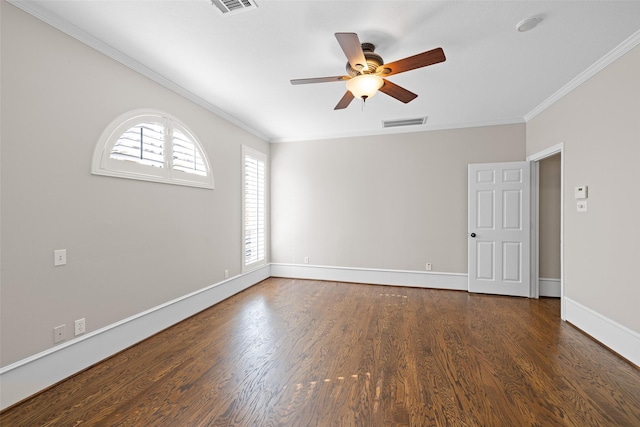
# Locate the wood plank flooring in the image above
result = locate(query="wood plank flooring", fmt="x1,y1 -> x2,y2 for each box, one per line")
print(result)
2,277 -> 640,426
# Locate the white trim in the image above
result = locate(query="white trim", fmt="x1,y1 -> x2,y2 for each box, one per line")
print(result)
270,263 -> 468,290
530,160 -> 540,298
9,0 -> 639,144
271,118 -> 525,144
526,143 -> 564,162
525,29 -> 640,122
528,143 -> 564,319
3,266 -> 635,410
0,265 -> 270,411
539,278 -> 561,298
565,298 -> 640,367
7,0 -> 523,145
6,0 -> 270,143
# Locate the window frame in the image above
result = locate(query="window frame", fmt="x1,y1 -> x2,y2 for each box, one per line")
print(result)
92,109 -> 214,189
242,145 -> 267,272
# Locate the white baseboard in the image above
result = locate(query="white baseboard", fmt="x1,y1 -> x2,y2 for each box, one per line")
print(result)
270,263 -> 468,290
565,297 -> 640,367
4,267 -> 635,411
539,278 -> 561,297
0,265 -> 270,411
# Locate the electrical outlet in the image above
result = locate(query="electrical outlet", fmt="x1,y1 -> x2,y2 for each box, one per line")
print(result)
74,318 -> 86,336
224,269 -> 229,279
426,263 -> 432,271
304,257 -> 309,264
54,324 -> 66,343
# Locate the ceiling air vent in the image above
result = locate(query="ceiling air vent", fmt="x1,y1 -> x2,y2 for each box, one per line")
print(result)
382,117 -> 427,128
211,0 -> 257,14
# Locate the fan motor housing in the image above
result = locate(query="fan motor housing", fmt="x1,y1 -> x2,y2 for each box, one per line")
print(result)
346,43 -> 384,76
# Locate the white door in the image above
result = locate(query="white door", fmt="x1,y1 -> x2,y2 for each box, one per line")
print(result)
468,162 -> 530,297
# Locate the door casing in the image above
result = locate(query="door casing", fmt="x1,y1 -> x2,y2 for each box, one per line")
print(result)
528,143 -> 565,319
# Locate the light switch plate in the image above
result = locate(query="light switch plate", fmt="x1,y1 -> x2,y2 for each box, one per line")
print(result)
54,249 -> 67,266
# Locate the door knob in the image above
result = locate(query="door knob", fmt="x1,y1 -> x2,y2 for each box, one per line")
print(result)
469,233 -> 476,238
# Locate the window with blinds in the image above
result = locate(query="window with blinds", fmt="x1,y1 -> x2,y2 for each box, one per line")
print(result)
172,128 -> 207,176
92,110 -> 214,189
110,122 -> 165,168
242,146 -> 266,270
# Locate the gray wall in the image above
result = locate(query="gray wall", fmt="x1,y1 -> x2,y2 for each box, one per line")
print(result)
4,0 -> 637,373
527,44 -> 640,333
0,3 -> 269,366
539,154 -> 561,279
271,125 -> 526,273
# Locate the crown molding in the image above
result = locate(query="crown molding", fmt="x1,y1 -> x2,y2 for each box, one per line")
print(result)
4,1 -> 525,145
7,0 -> 270,142
525,29 -> 640,122
9,0 -> 638,143
270,117 -> 525,143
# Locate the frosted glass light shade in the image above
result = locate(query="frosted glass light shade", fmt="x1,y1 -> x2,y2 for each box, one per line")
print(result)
346,75 -> 384,99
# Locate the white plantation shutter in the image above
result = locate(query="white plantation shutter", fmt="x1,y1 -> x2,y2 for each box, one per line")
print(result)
93,110 -> 214,189
243,146 -> 266,269
110,122 -> 165,168
172,127 -> 208,177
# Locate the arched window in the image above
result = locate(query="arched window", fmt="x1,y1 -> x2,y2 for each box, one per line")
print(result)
92,110 -> 214,189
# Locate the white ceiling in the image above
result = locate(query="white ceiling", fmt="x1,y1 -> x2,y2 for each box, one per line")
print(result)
12,0 -> 640,142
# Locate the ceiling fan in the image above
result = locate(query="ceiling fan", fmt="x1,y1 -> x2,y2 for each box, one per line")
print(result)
291,32 -> 446,110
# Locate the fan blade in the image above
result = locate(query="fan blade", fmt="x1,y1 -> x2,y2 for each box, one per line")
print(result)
335,32 -> 368,72
291,76 -> 350,85
379,47 -> 446,76
334,91 -> 355,110
379,80 -> 418,103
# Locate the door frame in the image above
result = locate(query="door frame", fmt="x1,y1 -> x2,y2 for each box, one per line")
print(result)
527,142 -> 564,319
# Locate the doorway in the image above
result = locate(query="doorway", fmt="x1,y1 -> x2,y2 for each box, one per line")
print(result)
528,143 -> 564,319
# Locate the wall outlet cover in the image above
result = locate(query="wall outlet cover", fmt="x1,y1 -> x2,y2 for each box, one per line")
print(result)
74,318 -> 86,336
54,325 -> 66,343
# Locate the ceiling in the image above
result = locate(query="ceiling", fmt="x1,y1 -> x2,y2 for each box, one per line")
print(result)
11,1 -> 640,143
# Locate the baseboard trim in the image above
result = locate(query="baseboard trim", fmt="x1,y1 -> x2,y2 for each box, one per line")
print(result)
539,278 -> 561,298
565,297 -> 640,367
4,268 -> 636,410
0,265 -> 271,411
270,263 -> 468,290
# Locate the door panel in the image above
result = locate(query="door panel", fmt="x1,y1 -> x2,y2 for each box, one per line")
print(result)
477,242 -> 495,280
468,161 -> 530,297
503,242 -> 521,281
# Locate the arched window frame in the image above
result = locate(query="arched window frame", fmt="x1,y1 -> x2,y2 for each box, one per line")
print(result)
92,109 -> 214,189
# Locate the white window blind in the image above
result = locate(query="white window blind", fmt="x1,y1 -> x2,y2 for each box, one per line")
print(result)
110,122 -> 165,168
243,146 -> 266,269
172,127 -> 207,176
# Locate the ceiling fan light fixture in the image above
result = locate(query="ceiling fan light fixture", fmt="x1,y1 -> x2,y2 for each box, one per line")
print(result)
346,74 -> 384,100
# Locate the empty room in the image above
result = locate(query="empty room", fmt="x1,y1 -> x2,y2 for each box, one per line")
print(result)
1,0 -> 639,425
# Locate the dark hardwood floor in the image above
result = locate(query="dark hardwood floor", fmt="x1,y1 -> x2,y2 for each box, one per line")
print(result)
2,277 -> 639,426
